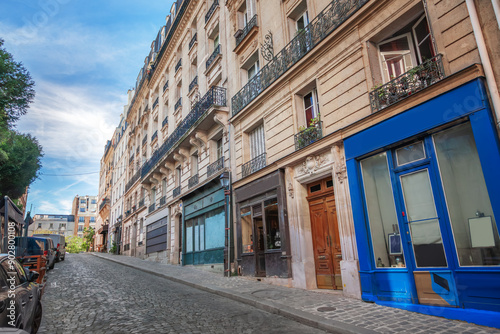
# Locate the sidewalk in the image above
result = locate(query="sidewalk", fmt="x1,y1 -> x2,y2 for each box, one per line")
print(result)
92,253 -> 499,334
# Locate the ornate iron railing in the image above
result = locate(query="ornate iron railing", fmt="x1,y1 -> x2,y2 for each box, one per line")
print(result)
148,203 -> 156,214
175,58 -> 182,72
139,198 -> 145,208
242,152 -> 266,178
142,135 -> 147,146
151,130 -> 158,142
294,121 -> 323,151
206,44 -> 221,70
141,86 -> 226,179
173,186 -> 181,198
207,157 -> 224,178
369,54 -> 445,112
152,97 -> 159,110
163,80 -> 169,92
189,76 -> 198,93
232,0 -> 368,116
162,116 -> 168,128
205,0 -> 219,23
125,168 -> 142,193
125,210 -> 131,218
188,174 -> 199,189
235,15 -> 258,47
159,196 -> 166,206
99,198 -> 109,212
175,97 -> 182,111
129,153 -> 135,164
189,32 -> 197,50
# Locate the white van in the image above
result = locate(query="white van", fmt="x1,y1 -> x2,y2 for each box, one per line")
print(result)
35,234 -> 66,262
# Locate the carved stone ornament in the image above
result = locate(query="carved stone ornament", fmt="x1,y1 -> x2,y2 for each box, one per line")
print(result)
299,155 -> 328,175
333,145 -> 347,183
288,182 -> 294,198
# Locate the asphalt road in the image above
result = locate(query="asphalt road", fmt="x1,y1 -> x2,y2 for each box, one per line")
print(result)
37,253 -> 328,334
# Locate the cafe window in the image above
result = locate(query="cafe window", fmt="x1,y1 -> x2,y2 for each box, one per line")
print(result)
265,198 -> 280,250
241,207 -> 253,253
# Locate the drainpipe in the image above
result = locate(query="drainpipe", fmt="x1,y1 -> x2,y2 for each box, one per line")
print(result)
492,0 -> 500,30
465,0 -> 500,129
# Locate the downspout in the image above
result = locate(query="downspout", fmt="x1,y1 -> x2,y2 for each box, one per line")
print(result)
491,0 -> 500,30
465,0 -> 500,129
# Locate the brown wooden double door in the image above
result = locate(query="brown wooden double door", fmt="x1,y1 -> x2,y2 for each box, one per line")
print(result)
307,178 -> 342,290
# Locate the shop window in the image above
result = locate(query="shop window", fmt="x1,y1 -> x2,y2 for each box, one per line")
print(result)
241,207 -> 253,253
395,141 -> 425,166
433,123 -> 500,266
185,207 -> 225,253
360,153 -> 405,268
265,198 -> 280,250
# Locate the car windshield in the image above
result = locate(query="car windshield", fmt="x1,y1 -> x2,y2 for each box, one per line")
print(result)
14,237 -> 45,256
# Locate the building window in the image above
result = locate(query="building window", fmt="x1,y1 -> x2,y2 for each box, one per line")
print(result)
79,217 -> 85,223
80,208 -> 86,213
295,9 -> 309,32
38,223 -> 42,229
162,178 -> 167,197
49,223 -> 53,229
247,59 -> 259,81
91,199 -> 97,204
303,89 -> 319,126
90,217 -> 95,223
216,138 -> 223,160
192,153 -> 198,175
249,124 -> 265,160
176,166 -> 182,187
78,225 -> 83,232
151,187 -> 156,204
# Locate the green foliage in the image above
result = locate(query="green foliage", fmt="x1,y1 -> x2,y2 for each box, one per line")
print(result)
109,242 -> 117,255
83,227 -> 95,252
66,236 -> 85,253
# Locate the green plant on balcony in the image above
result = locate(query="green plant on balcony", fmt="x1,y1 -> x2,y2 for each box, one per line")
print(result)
297,114 -> 321,149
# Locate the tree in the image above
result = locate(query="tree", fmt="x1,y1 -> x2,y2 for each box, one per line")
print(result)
66,236 -> 85,253
0,39 -> 35,126
83,227 -> 95,252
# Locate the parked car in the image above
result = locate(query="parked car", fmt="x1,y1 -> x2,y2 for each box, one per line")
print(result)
34,234 -> 66,262
15,237 -> 56,270
0,254 -> 42,333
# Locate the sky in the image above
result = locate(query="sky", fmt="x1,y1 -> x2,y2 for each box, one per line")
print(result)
0,0 -> 174,215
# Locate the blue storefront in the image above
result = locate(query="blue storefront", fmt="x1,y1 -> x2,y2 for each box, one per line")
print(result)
345,78 -> 500,327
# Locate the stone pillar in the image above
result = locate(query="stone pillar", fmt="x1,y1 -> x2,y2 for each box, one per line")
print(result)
331,143 -> 361,299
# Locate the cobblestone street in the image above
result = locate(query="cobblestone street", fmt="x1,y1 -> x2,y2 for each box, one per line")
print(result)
37,253 -> 328,334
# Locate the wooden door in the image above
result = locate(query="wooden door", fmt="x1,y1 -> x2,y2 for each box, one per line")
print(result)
307,178 -> 343,289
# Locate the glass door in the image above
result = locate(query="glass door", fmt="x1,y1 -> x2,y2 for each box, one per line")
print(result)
398,167 -> 459,307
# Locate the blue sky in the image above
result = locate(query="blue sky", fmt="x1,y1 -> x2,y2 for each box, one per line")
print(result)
1,0 -> 174,214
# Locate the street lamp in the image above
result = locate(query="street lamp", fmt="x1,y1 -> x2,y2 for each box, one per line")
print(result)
219,171 -> 231,277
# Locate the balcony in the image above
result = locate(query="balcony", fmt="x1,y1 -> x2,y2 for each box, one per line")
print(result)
231,0 -> 368,116
294,121 -> 323,151
235,15 -> 257,48
175,59 -> 182,73
99,198 -> 110,212
152,97 -> 159,110
175,97 -> 182,111
188,174 -> 199,189
206,44 -> 221,70
129,153 -> 135,164
151,130 -> 158,142
205,0 -> 219,23
242,152 -> 266,178
159,196 -> 166,206
139,198 -> 145,208
162,116 -> 168,128
369,54 -> 445,113
141,86 -> 227,179
207,157 -> 224,178
148,203 -> 156,214
189,76 -> 198,93
142,135 -> 147,146
125,210 -> 131,218
173,186 -> 181,198
189,32 -> 197,50
125,168 -> 142,193
163,80 -> 169,92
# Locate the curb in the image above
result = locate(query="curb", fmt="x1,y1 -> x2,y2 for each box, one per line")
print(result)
92,253 -> 374,334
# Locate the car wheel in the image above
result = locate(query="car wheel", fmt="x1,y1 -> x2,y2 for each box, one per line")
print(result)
49,261 -> 55,270
55,252 -> 60,262
31,302 -> 42,334
61,256 -> 65,261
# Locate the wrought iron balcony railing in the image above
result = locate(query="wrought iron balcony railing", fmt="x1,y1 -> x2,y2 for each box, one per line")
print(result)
99,198 -> 110,212
294,121 -> 323,151
206,44 -> 221,70
189,76 -> 198,93
173,186 -> 181,198
151,130 -> 158,142
175,58 -> 182,73
188,174 -> 199,189
162,116 -> 168,128
148,203 -> 156,214
189,32 -> 197,50
232,0 -> 368,116
141,86 -> 227,179
207,157 -> 224,178
159,195 -> 166,206
125,210 -> 131,218
142,135 -> 147,146
129,153 -> 135,164
242,152 -> 266,178
175,97 -> 182,111
152,97 -> 159,110
163,80 -> 169,92
125,168 -> 142,193
205,0 -> 219,23
369,54 -> 445,113
235,15 -> 257,47
139,198 -> 145,208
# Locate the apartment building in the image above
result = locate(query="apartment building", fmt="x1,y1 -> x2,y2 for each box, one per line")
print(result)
72,195 -> 98,238
227,0 -> 500,321
30,214 -> 75,237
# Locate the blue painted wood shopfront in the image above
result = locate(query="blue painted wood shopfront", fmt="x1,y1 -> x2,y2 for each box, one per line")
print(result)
345,78 -> 500,327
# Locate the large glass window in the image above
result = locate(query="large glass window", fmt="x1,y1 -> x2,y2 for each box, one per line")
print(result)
361,153 -> 405,268
185,208 -> 225,253
434,123 -> 500,266
241,207 -> 253,253
265,199 -> 280,250
185,220 -> 193,253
